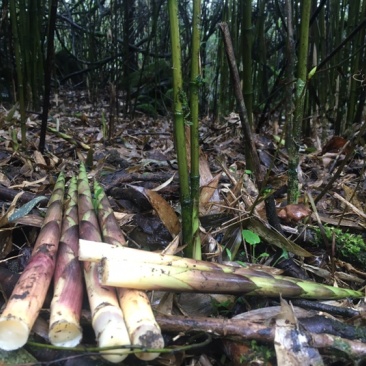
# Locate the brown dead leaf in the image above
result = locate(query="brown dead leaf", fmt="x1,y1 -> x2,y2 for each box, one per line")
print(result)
199,153 -> 213,185
162,235 -> 181,255
0,191 -> 23,259
0,228 -> 14,259
9,176 -> 47,189
200,173 -> 222,213
199,154 -> 221,213
33,150 -> 47,167
0,172 -> 10,187
342,184 -> 364,212
131,186 -> 180,237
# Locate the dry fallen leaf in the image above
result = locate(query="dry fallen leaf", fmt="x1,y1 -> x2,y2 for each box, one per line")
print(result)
275,298 -> 324,366
130,185 -> 181,237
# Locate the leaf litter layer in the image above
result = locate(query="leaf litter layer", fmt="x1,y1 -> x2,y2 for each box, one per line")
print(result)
0,89 -> 366,365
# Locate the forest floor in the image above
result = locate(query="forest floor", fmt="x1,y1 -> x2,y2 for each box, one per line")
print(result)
0,88 -> 366,365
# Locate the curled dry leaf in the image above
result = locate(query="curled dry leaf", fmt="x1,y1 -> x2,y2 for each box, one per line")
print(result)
0,192 -> 24,259
277,204 -> 312,223
131,185 -> 181,237
199,173 -> 222,213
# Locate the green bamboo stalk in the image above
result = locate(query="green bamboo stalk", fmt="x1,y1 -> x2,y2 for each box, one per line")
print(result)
333,0 -> 346,135
77,163 -> 130,363
189,0 -> 202,260
49,176 -> 83,347
9,0 -> 26,147
167,0 -> 192,253
39,0 -> 58,153
79,240 -> 363,300
216,0 -> 231,119
346,0 -> 364,126
218,22 -> 263,186
287,0 -> 311,204
254,0 -> 268,106
284,0 -> 295,149
93,180 -> 164,361
241,0 -> 253,127
0,172 -> 65,351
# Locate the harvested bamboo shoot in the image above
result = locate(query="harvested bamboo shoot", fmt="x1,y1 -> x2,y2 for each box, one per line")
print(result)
94,181 -> 164,360
79,239 -> 255,274
79,239 -> 363,300
78,164 -> 130,363
96,256 -> 363,300
49,176 -> 83,347
0,173 -> 65,351
101,258 -> 362,299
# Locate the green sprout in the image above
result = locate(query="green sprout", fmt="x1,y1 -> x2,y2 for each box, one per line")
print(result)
242,229 -> 264,263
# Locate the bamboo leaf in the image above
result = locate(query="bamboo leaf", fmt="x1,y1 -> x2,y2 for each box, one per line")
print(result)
9,196 -> 47,222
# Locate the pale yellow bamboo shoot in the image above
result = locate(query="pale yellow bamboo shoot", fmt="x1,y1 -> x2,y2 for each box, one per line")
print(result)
84,262 -> 131,363
117,289 -> 164,360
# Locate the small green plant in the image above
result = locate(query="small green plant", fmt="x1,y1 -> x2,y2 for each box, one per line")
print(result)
242,229 -> 267,263
225,247 -> 233,261
211,297 -> 234,316
272,248 -> 289,266
314,225 -> 366,267
239,340 -> 275,364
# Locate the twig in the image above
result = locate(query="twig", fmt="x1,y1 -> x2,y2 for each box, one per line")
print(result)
156,314 -> 366,358
333,192 -> 366,220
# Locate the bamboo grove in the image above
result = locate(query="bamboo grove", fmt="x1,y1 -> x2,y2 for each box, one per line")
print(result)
1,0 -> 365,250
1,0 -> 364,141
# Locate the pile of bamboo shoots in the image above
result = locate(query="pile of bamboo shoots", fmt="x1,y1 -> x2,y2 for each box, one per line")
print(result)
0,165 -> 164,362
0,164 -> 363,361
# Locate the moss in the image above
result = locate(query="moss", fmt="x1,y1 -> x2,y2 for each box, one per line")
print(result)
314,225 -> 366,267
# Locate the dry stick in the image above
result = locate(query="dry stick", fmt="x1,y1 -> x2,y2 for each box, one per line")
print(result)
77,164 -> 130,363
93,180 -> 164,361
217,22 -> 263,187
0,173 -> 65,351
155,314 -> 366,358
49,176 -> 83,347
333,192 -> 366,220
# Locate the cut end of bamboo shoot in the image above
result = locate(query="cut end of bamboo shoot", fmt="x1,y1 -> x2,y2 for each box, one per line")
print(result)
0,317 -> 29,351
93,306 -> 131,363
117,288 -> 164,361
132,324 -> 164,361
49,321 -> 82,347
